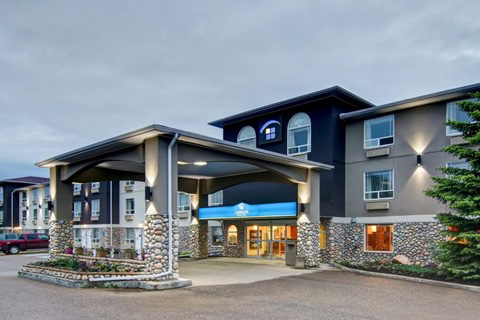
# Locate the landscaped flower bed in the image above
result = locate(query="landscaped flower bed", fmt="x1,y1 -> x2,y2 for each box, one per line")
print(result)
338,260 -> 480,286
32,257 -> 128,273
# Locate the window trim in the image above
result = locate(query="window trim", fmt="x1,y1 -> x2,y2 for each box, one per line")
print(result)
287,112 -> 312,156
237,126 -> 257,148
227,225 -> 238,246
91,228 -> 100,243
208,190 -> 223,207
364,224 -> 394,253
91,182 -> 100,190
446,99 -> 475,137
73,201 -> 82,217
74,229 -> 82,242
73,183 -> 82,192
91,199 -> 101,216
364,115 -> 395,149
125,198 -> 135,215
363,169 -> 394,201
125,228 -> 135,244
177,192 -> 191,213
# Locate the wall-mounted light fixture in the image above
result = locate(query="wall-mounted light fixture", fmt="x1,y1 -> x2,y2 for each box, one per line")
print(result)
300,203 -> 309,214
145,186 -> 152,202
194,161 -> 208,166
350,217 -> 357,224
416,154 -> 422,166
47,201 -> 54,211
84,197 -> 88,203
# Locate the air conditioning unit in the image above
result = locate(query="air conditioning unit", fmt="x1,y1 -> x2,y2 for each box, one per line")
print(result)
124,185 -> 134,192
22,199 -> 28,206
32,199 -> 38,205
44,195 -> 50,201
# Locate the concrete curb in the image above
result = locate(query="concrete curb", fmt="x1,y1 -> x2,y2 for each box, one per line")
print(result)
330,262 -> 480,293
18,271 -> 192,290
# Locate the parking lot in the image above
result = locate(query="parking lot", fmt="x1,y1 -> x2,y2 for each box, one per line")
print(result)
1,254 -> 479,320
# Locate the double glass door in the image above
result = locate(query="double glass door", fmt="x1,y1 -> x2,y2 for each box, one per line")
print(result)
246,224 -> 296,259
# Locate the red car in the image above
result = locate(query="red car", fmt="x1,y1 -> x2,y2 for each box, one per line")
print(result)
0,233 -> 50,254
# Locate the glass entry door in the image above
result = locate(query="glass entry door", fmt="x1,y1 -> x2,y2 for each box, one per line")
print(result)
246,224 -> 296,259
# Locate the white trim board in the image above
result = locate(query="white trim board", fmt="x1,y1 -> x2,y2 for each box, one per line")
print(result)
332,215 -> 437,224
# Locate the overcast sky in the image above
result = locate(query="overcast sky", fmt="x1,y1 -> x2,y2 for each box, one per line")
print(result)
0,1 -> 479,180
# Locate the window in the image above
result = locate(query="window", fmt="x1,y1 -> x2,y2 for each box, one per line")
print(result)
22,210 -> 27,222
33,209 -> 38,221
0,187 -> 3,201
125,180 -> 135,186
91,182 -> 100,189
364,115 -> 394,148
364,170 -> 394,200
91,199 -> 100,216
32,189 -> 39,202
44,186 -> 50,200
227,225 -> 238,246
177,193 -> 191,212
126,198 -> 135,215
92,229 -> 100,243
237,126 -> 256,147
0,210 -> 3,224
73,183 -> 82,192
447,161 -> 471,170
365,224 -> 393,252
319,224 -> 326,250
211,226 -> 223,245
208,190 -> 223,206
38,234 -> 49,240
73,201 -> 82,217
287,112 -> 311,155
27,234 -> 37,240
446,100 -> 474,136
43,208 -> 49,221
125,228 -> 135,244
74,229 -> 82,242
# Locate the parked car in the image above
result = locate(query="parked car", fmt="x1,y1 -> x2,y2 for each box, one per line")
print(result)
0,233 -> 50,254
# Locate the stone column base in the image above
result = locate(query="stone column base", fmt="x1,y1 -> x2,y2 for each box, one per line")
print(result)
49,220 -> 73,258
297,222 -> 320,268
189,220 -> 208,259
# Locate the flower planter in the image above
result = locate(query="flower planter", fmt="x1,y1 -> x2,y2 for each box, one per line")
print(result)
75,248 -> 84,256
66,248 -> 74,254
96,251 -> 108,258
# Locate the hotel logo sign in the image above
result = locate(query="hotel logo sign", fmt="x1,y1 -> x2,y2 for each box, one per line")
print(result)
258,116 -> 282,145
234,203 -> 250,217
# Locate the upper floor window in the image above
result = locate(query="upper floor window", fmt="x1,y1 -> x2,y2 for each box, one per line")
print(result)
33,209 -> 38,221
364,169 -> 394,200
32,189 -> 39,201
237,126 -> 256,147
91,199 -> 101,216
22,210 -> 27,221
0,210 -> 4,223
447,160 -> 471,170
126,198 -> 135,215
208,190 -> 223,206
73,201 -> 82,217
288,113 -> 311,155
364,115 -> 394,149
44,186 -> 50,200
73,183 -> 82,193
446,100 -> 474,136
91,182 -> 100,190
0,187 -> 3,200
43,207 -> 50,221
177,192 -> 191,212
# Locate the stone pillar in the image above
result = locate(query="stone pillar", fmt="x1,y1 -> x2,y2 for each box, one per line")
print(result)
189,219 -> 208,259
49,166 -> 73,257
297,169 -> 321,267
143,136 -> 179,279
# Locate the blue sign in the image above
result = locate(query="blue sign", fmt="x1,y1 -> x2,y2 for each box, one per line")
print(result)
258,116 -> 282,145
198,202 -> 297,220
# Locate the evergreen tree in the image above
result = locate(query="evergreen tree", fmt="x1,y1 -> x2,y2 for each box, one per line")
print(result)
425,92 -> 480,280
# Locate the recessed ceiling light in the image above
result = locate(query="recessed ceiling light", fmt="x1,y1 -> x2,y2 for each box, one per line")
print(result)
177,161 -> 189,165
194,161 -> 208,166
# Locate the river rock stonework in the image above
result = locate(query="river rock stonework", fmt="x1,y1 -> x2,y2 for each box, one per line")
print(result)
178,226 -> 190,253
143,214 -> 179,280
189,220 -> 208,259
325,221 -> 443,265
49,220 -> 73,257
222,220 -> 245,258
297,222 -> 320,267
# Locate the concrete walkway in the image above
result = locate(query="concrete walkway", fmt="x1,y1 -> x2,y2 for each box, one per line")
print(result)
179,257 -> 337,286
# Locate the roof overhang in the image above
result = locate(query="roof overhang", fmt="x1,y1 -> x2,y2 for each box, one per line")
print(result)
36,125 -> 333,172
340,82 -> 480,122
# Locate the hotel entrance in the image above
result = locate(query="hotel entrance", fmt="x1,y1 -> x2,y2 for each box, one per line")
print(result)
246,223 -> 297,259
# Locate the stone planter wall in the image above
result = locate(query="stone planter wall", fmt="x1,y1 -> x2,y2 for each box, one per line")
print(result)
56,254 -> 146,272
325,221 -> 443,266
49,220 -> 73,257
21,265 -> 145,281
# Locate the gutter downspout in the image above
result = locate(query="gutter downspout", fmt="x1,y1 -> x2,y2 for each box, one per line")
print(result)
91,133 -> 179,282
10,191 -> 15,233
110,181 -> 113,258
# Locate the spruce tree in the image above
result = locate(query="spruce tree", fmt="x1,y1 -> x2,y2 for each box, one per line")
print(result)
425,92 -> 480,280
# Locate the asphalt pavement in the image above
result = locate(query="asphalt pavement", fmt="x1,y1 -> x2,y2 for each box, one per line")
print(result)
1,254 -> 479,320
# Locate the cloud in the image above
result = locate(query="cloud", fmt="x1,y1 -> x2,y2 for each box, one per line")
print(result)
0,0 -> 479,179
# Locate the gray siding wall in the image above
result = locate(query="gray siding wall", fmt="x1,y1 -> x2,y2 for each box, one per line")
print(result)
345,101 -> 463,217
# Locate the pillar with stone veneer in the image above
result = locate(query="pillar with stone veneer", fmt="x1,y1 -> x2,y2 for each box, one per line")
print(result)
189,190 -> 209,259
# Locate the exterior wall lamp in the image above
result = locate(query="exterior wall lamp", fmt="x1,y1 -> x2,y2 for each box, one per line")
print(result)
300,203 -> 309,213
47,201 -> 54,211
416,154 -> 422,166
83,197 -> 88,203
145,186 -> 152,202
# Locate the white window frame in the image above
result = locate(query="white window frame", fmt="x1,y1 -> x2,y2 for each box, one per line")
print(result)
22,210 -> 27,222
125,228 -> 135,244
91,182 -> 100,190
91,199 -> 101,216
91,228 -> 100,243
73,183 -> 82,192
364,169 -> 394,201
208,190 -> 223,206
364,115 -> 394,149
364,224 -> 394,253
177,192 -> 191,212
126,198 -> 135,215
43,207 -> 50,221
74,229 -> 82,242
73,201 -> 82,217
32,209 -> 38,221
287,112 -> 312,155
446,99 -> 475,136
44,187 -> 50,200
237,126 -> 256,148
0,210 -> 4,224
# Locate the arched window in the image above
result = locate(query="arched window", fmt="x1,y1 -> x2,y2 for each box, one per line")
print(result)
227,225 -> 238,245
237,126 -> 256,148
287,112 -> 311,155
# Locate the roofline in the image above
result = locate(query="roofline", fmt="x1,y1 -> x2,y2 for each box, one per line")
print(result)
13,182 -> 50,192
340,82 -> 480,121
0,179 -> 48,185
209,86 -> 376,128
36,124 -> 333,171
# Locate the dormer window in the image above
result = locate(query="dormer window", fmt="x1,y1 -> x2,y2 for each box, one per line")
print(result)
287,113 -> 311,155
